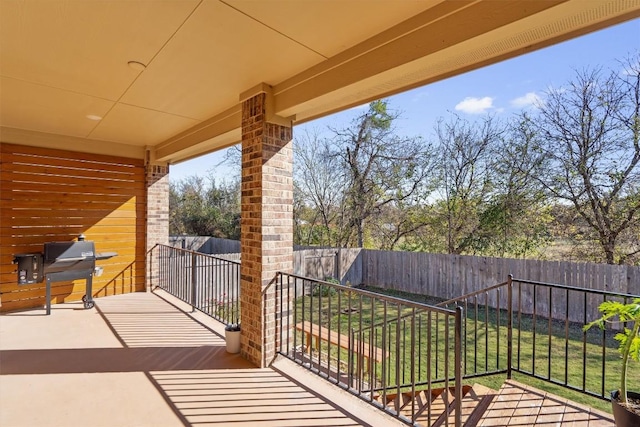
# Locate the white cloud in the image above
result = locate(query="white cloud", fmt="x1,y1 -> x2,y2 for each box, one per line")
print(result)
510,92 -> 542,109
454,96 -> 494,114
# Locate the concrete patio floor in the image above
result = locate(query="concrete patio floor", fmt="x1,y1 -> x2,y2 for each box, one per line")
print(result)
0,290 -> 401,427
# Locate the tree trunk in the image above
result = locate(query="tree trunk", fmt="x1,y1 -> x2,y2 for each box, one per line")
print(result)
603,240 -> 616,264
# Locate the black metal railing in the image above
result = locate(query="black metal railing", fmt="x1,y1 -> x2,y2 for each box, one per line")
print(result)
154,244 -> 240,325
438,280 -> 511,381
151,244 -> 639,420
271,272 -> 463,427
438,275 -> 639,402
509,277 -> 639,401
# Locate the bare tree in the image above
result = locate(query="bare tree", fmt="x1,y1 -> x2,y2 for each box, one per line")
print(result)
294,129 -> 348,246
370,202 -> 430,250
482,116 -> 552,258
530,54 -> 640,264
431,114 -> 503,254
331,100 -> 433,247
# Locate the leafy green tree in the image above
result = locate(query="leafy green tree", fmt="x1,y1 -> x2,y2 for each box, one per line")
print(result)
169,175 -> 240,239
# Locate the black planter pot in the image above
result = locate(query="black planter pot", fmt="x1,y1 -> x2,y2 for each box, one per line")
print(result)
611,390 -> 640,427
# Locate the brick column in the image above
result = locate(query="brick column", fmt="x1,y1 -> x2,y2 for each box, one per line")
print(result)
240,90 -> 293,367
146,163 -> 170,291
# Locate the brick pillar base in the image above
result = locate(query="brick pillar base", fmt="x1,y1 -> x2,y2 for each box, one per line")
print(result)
240,91 -> 293,367
146,163 -> 169,291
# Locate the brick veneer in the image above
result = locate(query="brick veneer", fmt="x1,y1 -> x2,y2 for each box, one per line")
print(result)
146,163 -> 169,290
241,92 -> 293,366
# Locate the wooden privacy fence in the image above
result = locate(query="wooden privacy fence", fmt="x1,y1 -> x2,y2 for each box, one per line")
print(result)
362,251 -> 639,298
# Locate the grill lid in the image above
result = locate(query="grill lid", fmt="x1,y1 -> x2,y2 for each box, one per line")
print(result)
44,241 -> 96,262
44,241 -> 97,274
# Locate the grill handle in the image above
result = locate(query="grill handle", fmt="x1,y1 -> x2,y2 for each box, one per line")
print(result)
52,256 -> 88,262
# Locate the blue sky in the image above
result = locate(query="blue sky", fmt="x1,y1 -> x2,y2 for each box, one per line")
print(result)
170,19 -> 640,183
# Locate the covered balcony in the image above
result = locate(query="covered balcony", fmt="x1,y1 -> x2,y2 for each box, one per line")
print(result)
5,245 -> 633,425
2,1 -> 639,426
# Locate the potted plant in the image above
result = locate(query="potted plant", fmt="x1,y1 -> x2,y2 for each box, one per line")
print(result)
584,298 -> 640,426
225,323 -> 241,354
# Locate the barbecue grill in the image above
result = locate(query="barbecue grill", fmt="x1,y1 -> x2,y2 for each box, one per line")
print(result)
13,235 -> 117,314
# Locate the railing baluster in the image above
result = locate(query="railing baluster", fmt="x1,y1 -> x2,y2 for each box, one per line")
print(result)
317,280 -> 322,370
410,308 -> 416,422
533,283 -> 537,376
427,312 -> 432,424
548,286 -> 552,380
337,286 -> 342,384
601,294 -> 607,398
564,288 -> 569,386
582,292 -> 588,392
444,311 -> 450,427
485,292 -> 489,372
369,296 -> 375,399
358,294 -> 364,392
395,304 -> 401,408
507,275 -> 513,380
454,306 -> 463,427
497,288 -> 501,370
474,295 -> 478,374
381,300 -> 388,411
190,252 -> 197,310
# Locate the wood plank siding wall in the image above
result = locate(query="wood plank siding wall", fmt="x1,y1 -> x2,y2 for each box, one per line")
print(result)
0,143 -> 146,312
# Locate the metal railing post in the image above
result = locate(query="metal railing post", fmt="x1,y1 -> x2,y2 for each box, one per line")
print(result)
507,274 -> 513,380
454,305 -> 463,427
191,252 -> 197,311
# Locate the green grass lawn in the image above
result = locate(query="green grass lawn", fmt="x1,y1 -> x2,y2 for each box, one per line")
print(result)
290,283 -> 638,414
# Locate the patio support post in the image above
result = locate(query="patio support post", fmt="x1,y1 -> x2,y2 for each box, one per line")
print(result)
146,162 -> 170,291
240,84 -> 294,367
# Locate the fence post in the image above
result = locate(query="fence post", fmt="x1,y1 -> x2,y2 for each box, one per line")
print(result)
191,252 -> 197,312
507,274 -> 513,380
454,306 -> 463,427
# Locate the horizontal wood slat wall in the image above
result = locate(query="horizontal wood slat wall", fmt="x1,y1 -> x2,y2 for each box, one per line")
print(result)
0,143 -> 146,312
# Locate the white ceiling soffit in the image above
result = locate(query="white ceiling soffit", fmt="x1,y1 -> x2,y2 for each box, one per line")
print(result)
0,0 -> 639,162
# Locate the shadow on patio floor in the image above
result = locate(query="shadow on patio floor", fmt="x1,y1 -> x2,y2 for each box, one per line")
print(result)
0,291 -> 398,427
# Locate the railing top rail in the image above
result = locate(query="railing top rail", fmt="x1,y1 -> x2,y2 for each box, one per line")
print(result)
156,243 -> 241,266
511,277 -> 639,298
437,280 -> 510,306
277,271 -> 456,316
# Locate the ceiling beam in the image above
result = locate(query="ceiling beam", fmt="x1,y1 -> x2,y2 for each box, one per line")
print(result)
155,104 -> 241,162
